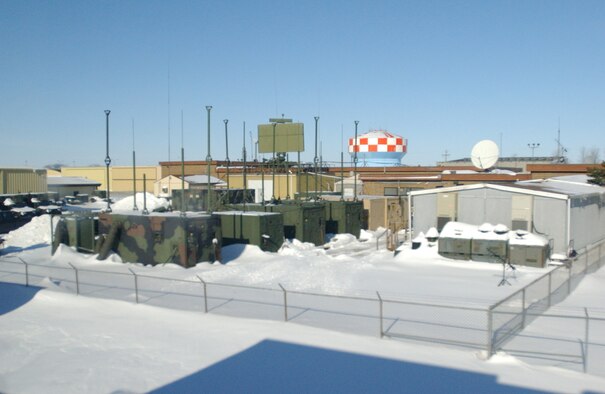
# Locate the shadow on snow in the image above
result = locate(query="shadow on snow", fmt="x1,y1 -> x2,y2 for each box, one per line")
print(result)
0,282 -> 42,315
149,339 -> 546,394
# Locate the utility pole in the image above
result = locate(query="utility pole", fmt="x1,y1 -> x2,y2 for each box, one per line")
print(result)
206,106 -> 212,213
353,120 -> 359,202
104,110 -> 112,212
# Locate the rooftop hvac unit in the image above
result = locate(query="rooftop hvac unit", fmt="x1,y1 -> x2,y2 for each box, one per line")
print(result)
508,230 -> 550,268
471,223 -> 509,263
438,221 -> 472,260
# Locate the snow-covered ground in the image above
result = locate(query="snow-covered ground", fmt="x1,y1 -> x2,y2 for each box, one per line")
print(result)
1,213 -> 605,393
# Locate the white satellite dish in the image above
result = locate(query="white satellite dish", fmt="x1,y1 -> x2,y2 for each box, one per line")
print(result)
471,140 -> 499,170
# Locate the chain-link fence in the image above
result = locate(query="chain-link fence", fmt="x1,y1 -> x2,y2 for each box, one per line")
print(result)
1,239 -> 604,376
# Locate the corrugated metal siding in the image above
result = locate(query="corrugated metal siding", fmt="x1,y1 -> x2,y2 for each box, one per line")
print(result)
0,169 -> 47,194
411,193 -> 437,234
412,186 -> 573,254
570,195 -> 604,251
533,196 -> 567,253
458,189 -> 512,226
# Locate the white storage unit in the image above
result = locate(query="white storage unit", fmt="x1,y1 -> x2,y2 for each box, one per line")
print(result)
410,176 -> 605,255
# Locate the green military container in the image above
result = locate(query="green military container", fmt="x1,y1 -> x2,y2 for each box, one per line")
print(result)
172,189 -> 254,211
96,211 -> 222,267
324,200 -> 363,238
215,211 -> 284,252
229,202 -> 326,246
64,215 -> 97,253
52,214 -> 98,254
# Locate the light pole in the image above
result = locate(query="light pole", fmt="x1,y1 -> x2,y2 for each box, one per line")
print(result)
353,120 -> 359,202
314,116 -> 319,200
206,106 -> 212,213
132,118 -> 138,211
104,110 -> 112,212
224,119 -> 229,191
271,122 -> 277,200
528,142 -> 540,158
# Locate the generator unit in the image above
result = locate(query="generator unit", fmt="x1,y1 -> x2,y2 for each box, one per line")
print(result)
508,231 -> 550,268
229,202 -> 326,246
96,211 -> 222,267
438,222 -> 473,260
471,223 -> 509,263
324,200 -> 363,237
215,211 -> 284,252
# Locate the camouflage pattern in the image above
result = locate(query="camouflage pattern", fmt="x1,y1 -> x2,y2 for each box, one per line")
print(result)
96,212 -> 222,267
324,200 -> 363,238
216,211 -> 284,252
229,202 -> 326,246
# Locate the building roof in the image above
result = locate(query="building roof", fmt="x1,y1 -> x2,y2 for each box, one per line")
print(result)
183,175 -> 225,185
47,176 -> 101,187
409,175 -> 605,200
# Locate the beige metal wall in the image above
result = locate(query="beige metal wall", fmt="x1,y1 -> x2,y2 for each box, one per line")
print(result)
0,168 -> 47,194
154,175 -> 190,197
61,166 -> 160,192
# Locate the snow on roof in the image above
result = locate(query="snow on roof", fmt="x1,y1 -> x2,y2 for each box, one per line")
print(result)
410,178 -> 605,200
439,221 -> 476,239
509,230 -> 549,246
514,177 -> 605,197
47,176 -> 101,186
184,175 -> 226,185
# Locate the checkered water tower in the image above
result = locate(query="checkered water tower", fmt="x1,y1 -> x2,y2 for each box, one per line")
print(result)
348,130 -> 407,166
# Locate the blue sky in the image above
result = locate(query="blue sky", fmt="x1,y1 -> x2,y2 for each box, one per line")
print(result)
1,0 -> 604,168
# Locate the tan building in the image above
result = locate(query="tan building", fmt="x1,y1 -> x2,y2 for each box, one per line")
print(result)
60,166 -> 161,193
153,175 -> 226,197
0,167 -> 47,194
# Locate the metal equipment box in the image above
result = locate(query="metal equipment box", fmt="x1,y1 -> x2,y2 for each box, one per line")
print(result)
52,214 -> 98,254
438,222 -> 473,260
229,202 -> 326,246
471,225 -> 509,263
96,212 -> 222,267
64,215 -> 97,253
324,200 -> 363,237
508,232 -> 550,268
215,211 -> 284,252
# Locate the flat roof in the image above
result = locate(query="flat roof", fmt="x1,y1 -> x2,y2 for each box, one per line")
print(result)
409,176 -> 605,200
47,177 -> 101,186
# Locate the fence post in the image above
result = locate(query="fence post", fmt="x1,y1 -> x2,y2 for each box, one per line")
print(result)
521,288 -> 526,328
377,291 -> 384,338
128,268 -> 139,304
584,308 -> 589,374
548,271 -> 552,308
196,275 -> 208,313
68,263 -> 79,295
278,283 -> 288,322
17,257 -> 29,287
487,306 -> 494,357
567,265 -> 572,295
